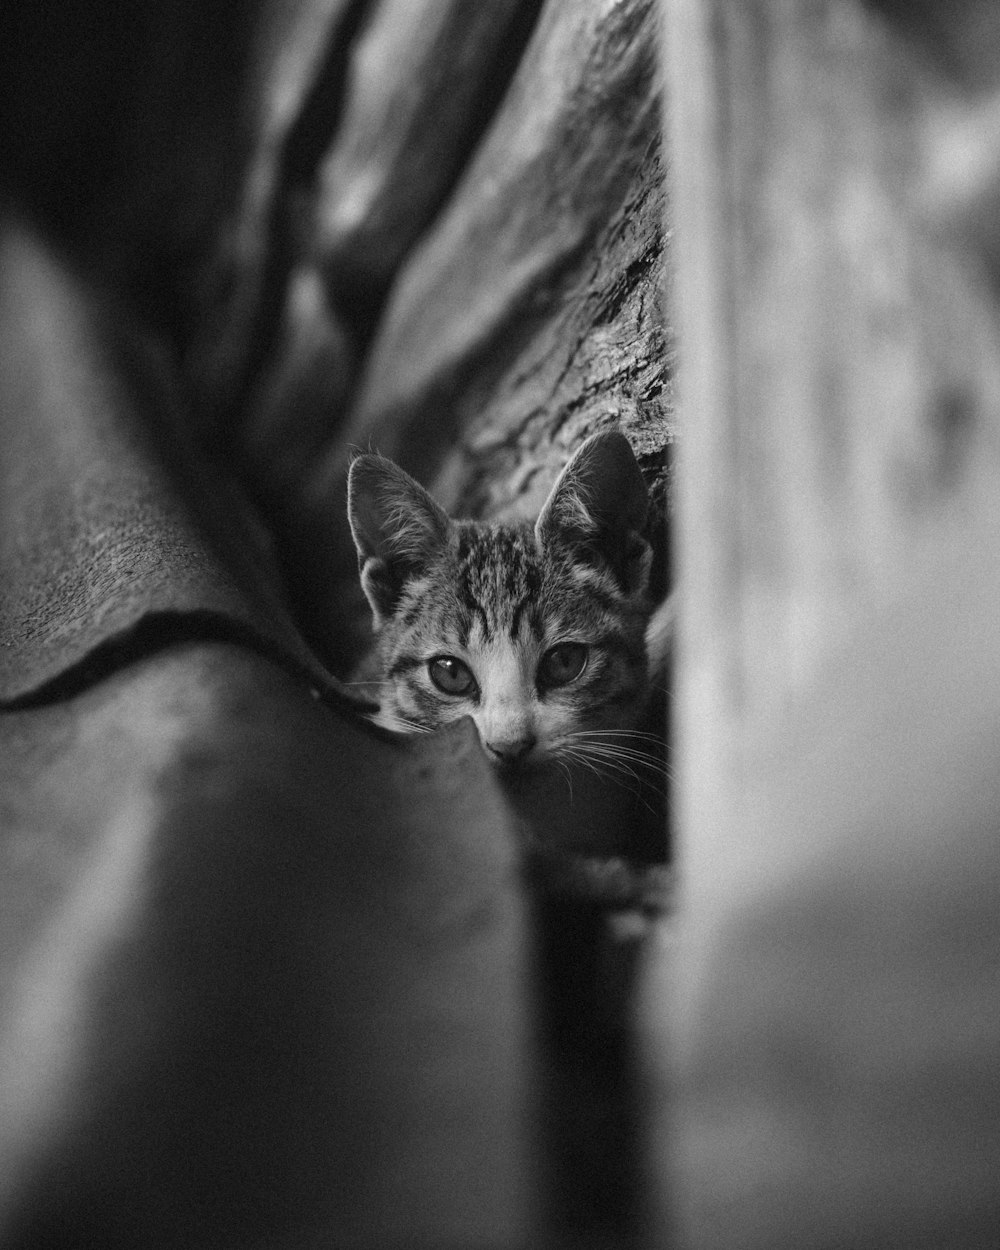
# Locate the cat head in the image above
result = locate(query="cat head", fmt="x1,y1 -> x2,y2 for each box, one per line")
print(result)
347,431 -> 653,771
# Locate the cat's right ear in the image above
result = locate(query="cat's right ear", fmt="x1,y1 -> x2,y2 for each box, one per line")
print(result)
535,431 -> 651,596
347,454 -> 450,628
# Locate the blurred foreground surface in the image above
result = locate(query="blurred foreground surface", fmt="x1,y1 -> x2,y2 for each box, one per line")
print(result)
658,2 -> 1000,1246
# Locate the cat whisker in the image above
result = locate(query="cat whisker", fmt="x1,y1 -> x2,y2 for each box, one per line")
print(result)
577,751 -> 645,787
391,716 -> 434,735
555,745 -> 606,785
555,743 -> 664,815
563,733 -> 673,777
567,730 -> 670,755
557,748 -> 652,802
566,741 -> 670,777
563,729 -> 665,748
563,759 -> 657,817
554,757 -> 575,802
577,741 -> 663,760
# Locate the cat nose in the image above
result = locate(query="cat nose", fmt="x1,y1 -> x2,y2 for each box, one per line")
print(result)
486,734 -> 536,764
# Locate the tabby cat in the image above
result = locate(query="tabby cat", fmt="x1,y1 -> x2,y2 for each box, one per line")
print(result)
347,431 -> 661,777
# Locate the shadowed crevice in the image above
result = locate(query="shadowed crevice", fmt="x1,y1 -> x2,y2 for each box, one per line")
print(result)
0,611 -> 366,718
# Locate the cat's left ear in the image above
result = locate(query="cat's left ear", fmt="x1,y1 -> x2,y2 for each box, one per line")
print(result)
535,431 -> 651,596
348,454 -> 451,628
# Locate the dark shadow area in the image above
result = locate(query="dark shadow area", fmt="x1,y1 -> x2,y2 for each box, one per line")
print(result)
0,0 -> 261,332
207,0 -> 375,453
0,610 -> 356,716
530,889 -> 663,1249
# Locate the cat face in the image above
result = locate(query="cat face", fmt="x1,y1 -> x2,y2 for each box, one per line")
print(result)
347,432 -> 653,772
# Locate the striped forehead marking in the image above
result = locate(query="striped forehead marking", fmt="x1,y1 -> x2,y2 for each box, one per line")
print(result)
456,525 -> 542,640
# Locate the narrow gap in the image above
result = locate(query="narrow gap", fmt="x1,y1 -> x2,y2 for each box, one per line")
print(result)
524,664 -> 671,1245
279,0 -> 376,189
213,0 -> 546,462
0,611 -> 356,716
208,0 -> 375,455
322,0 -> 549,353
530,890 -> 659,1250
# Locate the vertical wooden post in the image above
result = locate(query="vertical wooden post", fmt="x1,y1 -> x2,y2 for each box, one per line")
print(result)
645,2 -> 1000,1245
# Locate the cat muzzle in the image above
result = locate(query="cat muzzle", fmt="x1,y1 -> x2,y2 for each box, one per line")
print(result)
485,735 -> 537,766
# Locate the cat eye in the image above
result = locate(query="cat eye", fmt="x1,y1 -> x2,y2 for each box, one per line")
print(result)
538,642 -> 588,688
428,655 -> 477,697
